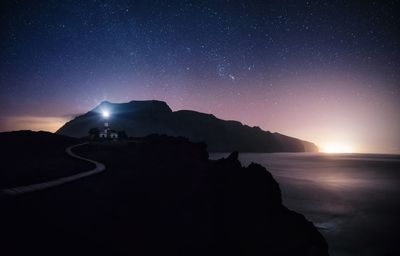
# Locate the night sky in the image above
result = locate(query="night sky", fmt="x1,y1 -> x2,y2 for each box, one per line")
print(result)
1,0 -> 399,153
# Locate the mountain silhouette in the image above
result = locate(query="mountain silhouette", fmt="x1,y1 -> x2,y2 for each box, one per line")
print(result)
56,100 -> 318,152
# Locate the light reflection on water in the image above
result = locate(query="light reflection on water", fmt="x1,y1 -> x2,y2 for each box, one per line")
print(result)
209,152 -> 400,256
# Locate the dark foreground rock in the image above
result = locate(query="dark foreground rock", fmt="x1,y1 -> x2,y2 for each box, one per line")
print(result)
211,153 -> 328,255
0,134 -> 328,256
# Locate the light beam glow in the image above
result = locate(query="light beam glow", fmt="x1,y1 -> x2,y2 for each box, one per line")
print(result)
102,110 -> 110,118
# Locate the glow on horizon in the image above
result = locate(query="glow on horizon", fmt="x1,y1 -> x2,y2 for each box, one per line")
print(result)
0,116 -> 68,133
321,143 -> 354,154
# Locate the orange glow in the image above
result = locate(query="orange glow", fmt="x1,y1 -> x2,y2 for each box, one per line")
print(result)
2,116 -> 68,133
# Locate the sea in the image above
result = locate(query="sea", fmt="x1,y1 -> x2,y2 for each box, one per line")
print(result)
209,152 -> 400,256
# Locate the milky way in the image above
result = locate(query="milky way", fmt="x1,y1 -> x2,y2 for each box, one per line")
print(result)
1,1 -> 399,153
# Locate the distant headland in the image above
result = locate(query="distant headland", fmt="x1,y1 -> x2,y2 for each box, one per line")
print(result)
56,100 -> 318,153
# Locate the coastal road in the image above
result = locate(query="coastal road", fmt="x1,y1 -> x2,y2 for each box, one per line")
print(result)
1,142 -> 105,195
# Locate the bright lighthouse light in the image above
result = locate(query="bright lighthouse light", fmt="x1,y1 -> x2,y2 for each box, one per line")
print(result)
102,110 -> 110,118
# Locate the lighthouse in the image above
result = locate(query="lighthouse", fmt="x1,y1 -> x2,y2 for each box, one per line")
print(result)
99,110 -> 118,139
102,110 -> 110,134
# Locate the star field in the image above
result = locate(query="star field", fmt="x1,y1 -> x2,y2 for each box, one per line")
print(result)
0,0 -> 399,153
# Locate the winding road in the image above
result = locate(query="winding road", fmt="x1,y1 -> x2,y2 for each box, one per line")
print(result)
1,142 -> 105,195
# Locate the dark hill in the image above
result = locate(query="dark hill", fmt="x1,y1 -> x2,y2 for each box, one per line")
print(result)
0,130 -> 92,188
1,134 -> 328,255
56,100 -> 318,152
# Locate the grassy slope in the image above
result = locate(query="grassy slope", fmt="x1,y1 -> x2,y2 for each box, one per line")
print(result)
0,130 -> 93,188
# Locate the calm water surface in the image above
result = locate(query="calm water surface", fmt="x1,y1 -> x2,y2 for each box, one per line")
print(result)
210,153 -> 400,256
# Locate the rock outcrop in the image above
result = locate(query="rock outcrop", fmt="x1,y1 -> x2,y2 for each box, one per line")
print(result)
210,151 -> 328,255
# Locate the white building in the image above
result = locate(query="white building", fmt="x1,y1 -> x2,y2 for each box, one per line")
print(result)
99,120 -> 119,139
99,130 -> 119,139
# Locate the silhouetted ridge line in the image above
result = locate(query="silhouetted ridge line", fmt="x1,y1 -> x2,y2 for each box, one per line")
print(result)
56,100 -> 318,152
